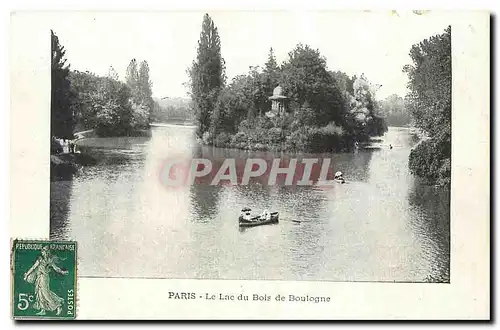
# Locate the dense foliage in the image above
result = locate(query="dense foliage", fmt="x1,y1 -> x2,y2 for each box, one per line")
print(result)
69,61 -> 152,137
379,94 -> 412,127
151,98 -> 195,123
187,17 -> 388,152
188,14 -> 226,138
51,30 -> 75,139
404,26 -> 451,186
70,70 -> 132,136
50,30 -> 154,141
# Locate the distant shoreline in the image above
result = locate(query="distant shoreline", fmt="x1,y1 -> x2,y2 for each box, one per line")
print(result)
151,122 -> 197,128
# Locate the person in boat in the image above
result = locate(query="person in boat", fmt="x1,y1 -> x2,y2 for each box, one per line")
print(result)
261,209 -> 271,221
389,144 -> 393,149
334,171 -> 346,184
240,207 -> 252,222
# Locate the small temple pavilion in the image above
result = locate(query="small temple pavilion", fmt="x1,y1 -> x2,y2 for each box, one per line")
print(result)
266,85 -> 288,117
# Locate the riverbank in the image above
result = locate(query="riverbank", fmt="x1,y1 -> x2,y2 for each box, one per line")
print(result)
207,131 -> 382,153
51,128 -> 152,180
73,129 -> 151,149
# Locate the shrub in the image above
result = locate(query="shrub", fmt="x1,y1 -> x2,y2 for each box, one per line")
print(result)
300,122 -> 346,152
286,127 -> 312,151
131,103 -> 150,129
292,102 -> 317,127
202,131 -> 213,145
253,143 -> 267,151
255,116 -> 274,130
238,119 -> 252,133
214,132 -> 232,148
409,138 -> 451,185
267,127 -> 284,144
231,132 -> 248,146
317,122 -> 344,135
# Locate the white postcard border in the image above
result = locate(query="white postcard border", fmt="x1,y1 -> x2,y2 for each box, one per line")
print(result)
9,10 -> 490,320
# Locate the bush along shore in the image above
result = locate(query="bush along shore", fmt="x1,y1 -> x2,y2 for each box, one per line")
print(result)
204,115 -> 375,153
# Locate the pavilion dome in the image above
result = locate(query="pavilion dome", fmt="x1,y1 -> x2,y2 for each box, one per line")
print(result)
269,85 -> 288,100
273,86 -> 283,96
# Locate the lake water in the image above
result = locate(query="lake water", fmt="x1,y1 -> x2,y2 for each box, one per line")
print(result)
50,126 -> 450,282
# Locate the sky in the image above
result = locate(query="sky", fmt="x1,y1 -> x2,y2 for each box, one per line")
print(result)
49,11 -> 450,100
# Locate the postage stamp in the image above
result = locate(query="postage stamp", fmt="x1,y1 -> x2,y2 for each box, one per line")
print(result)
11,240 -> 77,319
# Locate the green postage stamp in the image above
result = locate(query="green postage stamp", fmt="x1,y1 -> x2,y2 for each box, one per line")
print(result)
11,239 -> 77,319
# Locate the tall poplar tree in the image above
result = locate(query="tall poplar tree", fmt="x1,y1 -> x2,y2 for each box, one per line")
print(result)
263,47 -> 279,90
188,13 -> 226,138
51,30 -> 74,139
126,58 -> 140,101
138,60 -> 153,107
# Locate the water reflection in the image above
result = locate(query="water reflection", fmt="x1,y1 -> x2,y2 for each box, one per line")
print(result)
189,185 -> 223,223
407,181 -> 450,282
50,126 -> 450,282
50,178 -> 74,240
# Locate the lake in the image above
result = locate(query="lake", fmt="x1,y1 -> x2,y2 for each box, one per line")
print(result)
50,126 -> 450,282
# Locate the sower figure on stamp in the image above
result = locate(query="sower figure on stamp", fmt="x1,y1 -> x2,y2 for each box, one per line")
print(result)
23,246 -> 69,316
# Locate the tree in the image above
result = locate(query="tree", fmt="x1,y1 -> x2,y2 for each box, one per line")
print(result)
264,47 -> 279,73
211,74 -> 257,134
69,70 -> 135,136
330,70 -> 351,94
279,44 -> 345,125
404,26 -> 451,185
137,60 -> 153,125
138,61 -> 152,104
337,74 -> 387,140
404,26 -> 451,136
51,30 -> 74,139
69,70 -> 99,130
188,13 -> 226,138
263,48 -> 279,92
92,76 -> 134,136
126,59 -> 140,101
108,66 -> 119,81
379,94 -> 411,127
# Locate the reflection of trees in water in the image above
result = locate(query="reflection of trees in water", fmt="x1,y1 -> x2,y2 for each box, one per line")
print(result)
50,178 -> 74,240
233,184 -> 272,209
275,185 -> 329,279
189,183 -> 223,223
188,145 -> 223,222
408,181 -> 450,282
274,185 -> 323,220
331,149 -> 374,182
351,150 -> 374,181
189,145 -> 273,221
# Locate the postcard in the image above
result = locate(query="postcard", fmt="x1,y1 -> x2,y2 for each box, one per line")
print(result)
10,10 -> 490,320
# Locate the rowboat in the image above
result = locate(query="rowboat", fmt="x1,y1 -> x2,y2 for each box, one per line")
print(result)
239,212 -> 279,227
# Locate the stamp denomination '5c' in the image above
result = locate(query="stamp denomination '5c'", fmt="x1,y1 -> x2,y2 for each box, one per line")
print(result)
11,240 -> 77,319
